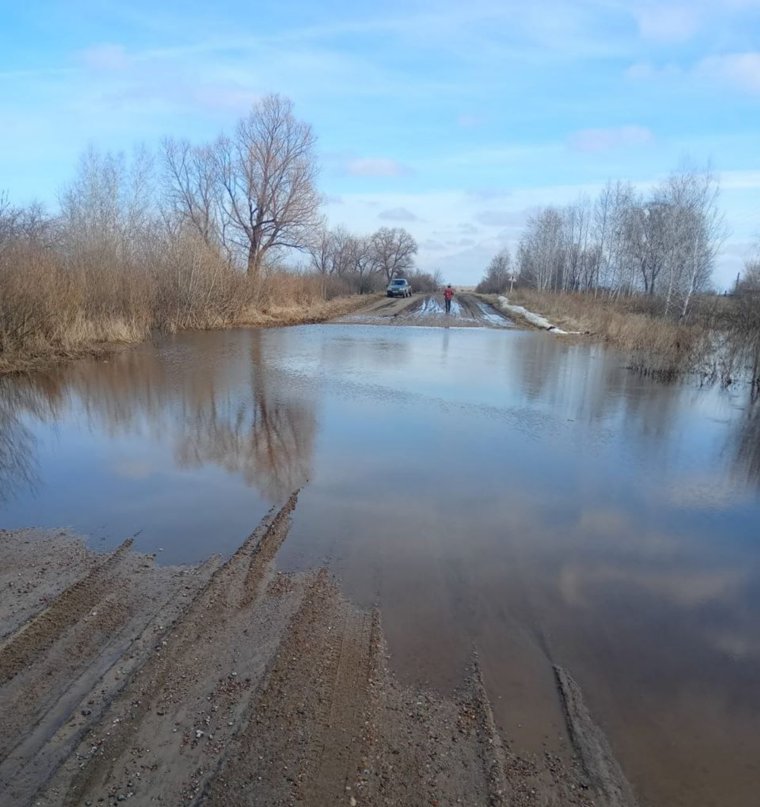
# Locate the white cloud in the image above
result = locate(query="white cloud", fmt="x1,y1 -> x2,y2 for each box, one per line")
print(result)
634,4 -> 700,43
345,157 -> 411,177
79,43 -> 130,71
627,52 -> 760,95
475,209 -> 531,227
378,206 -> 419,222
567,125 -> 654,153
719,170 -> 760,190
697,52 -> 760,94
465,188 -> 513,201
420,239 -> 447,251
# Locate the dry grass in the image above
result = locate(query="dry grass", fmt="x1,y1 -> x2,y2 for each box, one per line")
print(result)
238,271 -> 375,326
509,289 -> 712,378
0,246 -> 370,375
239,295 -> 376,328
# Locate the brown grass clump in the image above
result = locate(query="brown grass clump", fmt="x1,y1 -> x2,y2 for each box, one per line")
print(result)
238,296 -> 373,328
238,271 -> 374,326
509,289 -> 711,379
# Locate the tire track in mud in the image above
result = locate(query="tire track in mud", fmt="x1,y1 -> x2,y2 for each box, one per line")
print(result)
555,666 -> 638,807
0,556 -> 219,805
0,530 -> 99,643
45,495 -> 301,806
198,569 -> 376,807
0,538 -> 135,687
2,501 -> 637,807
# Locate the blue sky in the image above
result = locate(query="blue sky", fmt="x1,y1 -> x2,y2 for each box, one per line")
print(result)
1,0 -> 759,287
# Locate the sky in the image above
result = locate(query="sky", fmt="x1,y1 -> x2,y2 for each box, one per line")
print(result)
1,0 -> 759,288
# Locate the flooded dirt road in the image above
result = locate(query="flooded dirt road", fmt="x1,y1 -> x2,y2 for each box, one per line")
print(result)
339,292 -> 514,328
2,323 -> 760,805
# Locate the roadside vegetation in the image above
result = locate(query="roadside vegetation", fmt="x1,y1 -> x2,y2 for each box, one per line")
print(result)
0,94 -> 424,375
475,166 -> 760,392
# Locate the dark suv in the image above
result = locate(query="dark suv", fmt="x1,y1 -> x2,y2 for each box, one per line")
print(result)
386,278 -> 412,298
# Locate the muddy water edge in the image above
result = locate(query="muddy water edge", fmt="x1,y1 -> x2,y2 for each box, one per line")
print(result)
1,322 -> 760,806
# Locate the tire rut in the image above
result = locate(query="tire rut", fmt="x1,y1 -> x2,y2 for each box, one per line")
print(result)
0,557 -> 218,806
50,495 -> 300,806
0,538 -> 134,686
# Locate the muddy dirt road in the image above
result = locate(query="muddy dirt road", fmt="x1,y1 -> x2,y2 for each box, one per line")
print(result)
0,511 -> 636,807
339,293 -> 514,328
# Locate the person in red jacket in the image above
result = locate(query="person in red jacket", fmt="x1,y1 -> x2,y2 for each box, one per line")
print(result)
443,284 -> 454,314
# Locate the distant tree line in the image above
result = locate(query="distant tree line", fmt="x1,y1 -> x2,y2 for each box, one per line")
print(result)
306,225 -> 438,294
477,165 -> 730,320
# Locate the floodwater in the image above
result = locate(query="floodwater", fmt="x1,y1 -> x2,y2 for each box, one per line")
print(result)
1,324 -> 759,807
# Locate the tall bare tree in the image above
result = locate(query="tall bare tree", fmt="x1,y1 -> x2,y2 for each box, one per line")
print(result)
215,94 -> 321,279
370,227 -> 417,282
663,167 -> 725,319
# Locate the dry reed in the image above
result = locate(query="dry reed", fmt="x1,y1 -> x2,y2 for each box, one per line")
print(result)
0,241 -> 368,375
508,289 -> 712,378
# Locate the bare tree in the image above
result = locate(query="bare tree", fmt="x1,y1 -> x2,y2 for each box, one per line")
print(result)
349,235 -> 379,293
59,145 -> 157,263
215,94 -> 321,279
476,249 -> 512,294
593,181 -> 636,295
727,256 -> 760,396
517,208 -> 565,290
738,258 -> 760,292
664,167 -> 725,319
370,227 -> 418,282
306,226 -> 334,275
162,138 -> 226,255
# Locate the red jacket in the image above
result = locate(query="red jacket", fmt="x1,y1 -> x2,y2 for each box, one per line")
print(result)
444,287 -> 454,300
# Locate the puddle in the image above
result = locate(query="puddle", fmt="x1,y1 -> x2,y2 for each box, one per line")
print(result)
2,323 -> 760,806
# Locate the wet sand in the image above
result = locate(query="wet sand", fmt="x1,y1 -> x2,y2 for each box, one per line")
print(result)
0,508 -> 635,806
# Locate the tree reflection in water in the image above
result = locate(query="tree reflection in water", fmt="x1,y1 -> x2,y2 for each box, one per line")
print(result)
0,389 -> 37,503
0,377 -> 58,503
733,397 -> 760,489
2,326 -> 759,506
0,329 -> 316,504
175,331 -> 315,500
